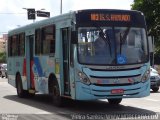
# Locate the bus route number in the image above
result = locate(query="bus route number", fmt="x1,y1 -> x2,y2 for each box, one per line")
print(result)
91,13 -> 131,22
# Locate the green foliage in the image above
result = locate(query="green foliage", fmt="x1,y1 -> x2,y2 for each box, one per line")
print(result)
131,0 -> 160,36
131,0 -> 160,63
0,52 -> 6,63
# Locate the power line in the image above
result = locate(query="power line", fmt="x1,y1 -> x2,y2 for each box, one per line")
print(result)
0,32 -> 7,33
0,12 -> 25,14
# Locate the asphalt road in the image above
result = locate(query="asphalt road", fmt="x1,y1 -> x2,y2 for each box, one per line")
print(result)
0,78 -> 160,120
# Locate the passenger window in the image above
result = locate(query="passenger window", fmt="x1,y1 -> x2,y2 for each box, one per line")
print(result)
35,29 -> 41,55
8,37 -> 12,57
19,33 -> 25,56
8,33 -> 25,57
12,35 -> 18,56
41,25 -> 56,55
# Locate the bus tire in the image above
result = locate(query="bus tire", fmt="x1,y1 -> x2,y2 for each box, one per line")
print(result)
52,80 -> 64,107
16,74 -> 26,98
27,93 -> 35,98
0,71 -> 2,77
108,98 -> 122,105
5,73 -> 8,78
152,87 -> 159,92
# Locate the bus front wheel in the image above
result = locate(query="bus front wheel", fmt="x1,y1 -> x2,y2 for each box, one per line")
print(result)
108,98 -> 122,105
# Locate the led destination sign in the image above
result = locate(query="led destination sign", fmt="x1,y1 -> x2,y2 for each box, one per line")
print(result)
90,13 -> 131,22
76,10 -> 145,27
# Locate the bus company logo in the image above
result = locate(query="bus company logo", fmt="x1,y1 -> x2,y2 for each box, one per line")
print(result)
106,66 -> 125,70
114,78 -> 120,84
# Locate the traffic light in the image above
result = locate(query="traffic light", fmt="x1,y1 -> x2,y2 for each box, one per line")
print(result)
27,9 -> 36,20
36,11 -> 50,17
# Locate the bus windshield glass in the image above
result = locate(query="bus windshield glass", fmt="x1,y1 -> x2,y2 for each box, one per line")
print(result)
78,27 -> 148,65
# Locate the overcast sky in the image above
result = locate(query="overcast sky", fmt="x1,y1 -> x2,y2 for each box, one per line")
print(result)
0,0 -> 134,36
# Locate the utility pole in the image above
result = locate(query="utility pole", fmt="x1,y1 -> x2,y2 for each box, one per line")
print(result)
60,0 -> 62,14
152,36 -> 155,66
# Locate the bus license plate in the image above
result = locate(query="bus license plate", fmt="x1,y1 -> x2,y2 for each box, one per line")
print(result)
111,89 -> 124,94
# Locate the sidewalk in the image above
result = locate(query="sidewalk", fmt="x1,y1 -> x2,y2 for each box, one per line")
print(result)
0,78 -> 7,82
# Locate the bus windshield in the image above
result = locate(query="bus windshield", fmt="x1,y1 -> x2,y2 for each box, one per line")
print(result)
78,27 -> 148,65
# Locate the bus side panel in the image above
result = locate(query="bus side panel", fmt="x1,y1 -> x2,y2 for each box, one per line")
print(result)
69,46 -> 76,99
32,56 -> 55,94
56,29 -> 64,96
8,57 -> 27,90
8,57 -> 16,87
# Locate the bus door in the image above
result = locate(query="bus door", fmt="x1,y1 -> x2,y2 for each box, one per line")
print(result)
62,28 -> 70,95
26,35 -> 35,91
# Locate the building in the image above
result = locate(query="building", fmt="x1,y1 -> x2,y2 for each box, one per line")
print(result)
0,34 -> 8,53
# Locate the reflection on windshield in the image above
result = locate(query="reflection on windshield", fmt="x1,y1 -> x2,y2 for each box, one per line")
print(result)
78,27 -> 148,65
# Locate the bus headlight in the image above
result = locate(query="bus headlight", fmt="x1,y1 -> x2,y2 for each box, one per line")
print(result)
78,71 -> 91,85
141,69 -> 150,83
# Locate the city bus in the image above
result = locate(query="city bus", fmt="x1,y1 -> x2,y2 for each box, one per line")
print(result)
7,9 -> 150,106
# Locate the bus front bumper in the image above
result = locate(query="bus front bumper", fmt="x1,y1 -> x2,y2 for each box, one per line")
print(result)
75,81 -> 150,100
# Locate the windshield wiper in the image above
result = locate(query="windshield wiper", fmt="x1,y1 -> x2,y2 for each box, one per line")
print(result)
119,27 -> 130,54
104,31 -> 112,57
93,24 -> 112,56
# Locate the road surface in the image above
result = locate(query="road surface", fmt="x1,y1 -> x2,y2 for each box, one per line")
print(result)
0,78 -> 159,120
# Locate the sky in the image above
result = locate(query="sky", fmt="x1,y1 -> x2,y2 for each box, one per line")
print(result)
0,0 -> 134,36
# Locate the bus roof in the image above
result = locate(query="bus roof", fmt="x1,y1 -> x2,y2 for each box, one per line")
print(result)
8,9 -> 144,35
75,9 -> 142,14
8,11 -> 74,35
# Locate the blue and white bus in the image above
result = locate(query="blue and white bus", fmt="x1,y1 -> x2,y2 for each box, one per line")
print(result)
7,9 -> 150,106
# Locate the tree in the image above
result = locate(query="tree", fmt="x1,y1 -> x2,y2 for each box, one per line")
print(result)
0,52 -> 6,63
131,0 -> 160,63
131,0 -> 160,36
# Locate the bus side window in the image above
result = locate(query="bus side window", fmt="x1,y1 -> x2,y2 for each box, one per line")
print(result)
50,39 -> 55,54
41,25 -> 55,55
50,25 -> 55,54
12,35 -> 18,56
19,33 -> 25,56
20,33 -> 25,56
8,37 -> 12,57
35,29 -> 41,55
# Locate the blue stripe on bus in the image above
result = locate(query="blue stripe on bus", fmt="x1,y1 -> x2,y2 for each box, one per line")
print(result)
34,57 -> 43,77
